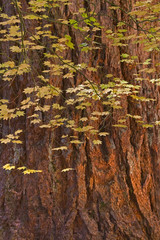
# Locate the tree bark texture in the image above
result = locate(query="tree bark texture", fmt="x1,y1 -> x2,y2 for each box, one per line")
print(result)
0,0 -> 160,239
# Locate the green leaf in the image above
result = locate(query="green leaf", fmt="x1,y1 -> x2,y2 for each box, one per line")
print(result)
65,35 -> 74,49
121,53 -> 129,58
106,74 -> 113,78
142,124 -> 154,128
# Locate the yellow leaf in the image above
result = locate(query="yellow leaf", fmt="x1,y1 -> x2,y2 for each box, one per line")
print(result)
23,87 -> 35,94
9,25 -> 21,36
16,111 -> 25,117
41,105 -> 50,112
90,130 -> 99,134
99,132 -> 109,136
40,124 -> 51,128
7,134 -> 15,139
93,140 -> 102,145
3,164 -> 15,170
17,63 -> 30,75
62,135 -> 68,138
92,111 -> 102,116
63,72 -> 74,78
0,138 -> 11,144
113,124 -> 127,128
3,164 -> 10,169
31,119 -> 41,124
10,46 -> 22,53
53,146 -> 67,151
61,168 -> 75,172
23,169 -> 42,174
12,140 -> 23,144
23,170 -> 31,175
4,69 -> 17,77
90,116 -> 98,121
74,126 -> 93,132
80,117 -> 88,122
52,103 -> 64,110
21,97 -> 31,105
17,166 -> 26,170
70,140 -> 83,144
31,45 -> 45,50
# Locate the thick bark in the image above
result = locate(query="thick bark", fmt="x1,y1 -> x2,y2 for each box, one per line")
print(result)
0,0 -> 160,239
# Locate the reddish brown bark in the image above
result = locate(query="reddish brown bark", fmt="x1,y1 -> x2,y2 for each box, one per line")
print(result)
0,0 -> 160,239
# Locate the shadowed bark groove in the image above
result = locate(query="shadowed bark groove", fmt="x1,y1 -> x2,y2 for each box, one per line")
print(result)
0,0 -> 160,239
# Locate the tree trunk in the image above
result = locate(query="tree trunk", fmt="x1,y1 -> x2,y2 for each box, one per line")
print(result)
0,0 -> 160,239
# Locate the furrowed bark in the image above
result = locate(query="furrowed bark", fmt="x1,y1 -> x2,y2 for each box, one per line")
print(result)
0,0 -> 160,239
